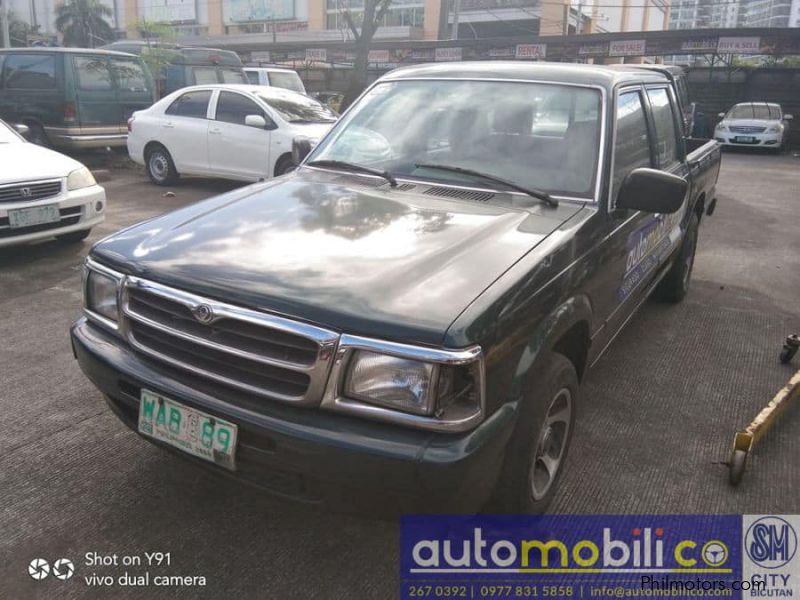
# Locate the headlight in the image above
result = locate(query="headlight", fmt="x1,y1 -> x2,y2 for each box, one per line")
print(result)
85,268 -> 119,323
67,166 -> 96,191
345,350 -> 437,415
716,124 -> 727,132
768,125 -> 782,133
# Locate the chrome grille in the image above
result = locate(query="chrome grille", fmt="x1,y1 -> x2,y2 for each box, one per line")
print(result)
0,179 -> 62,204
729,126 -> 767,134
121,278 -> 339,406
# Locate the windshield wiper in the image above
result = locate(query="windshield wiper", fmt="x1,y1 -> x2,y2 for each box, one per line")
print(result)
415,163 -> 558,208
307,159 -> 398,188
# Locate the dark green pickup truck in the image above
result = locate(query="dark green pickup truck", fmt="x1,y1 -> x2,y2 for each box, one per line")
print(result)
71,62 -> 720,514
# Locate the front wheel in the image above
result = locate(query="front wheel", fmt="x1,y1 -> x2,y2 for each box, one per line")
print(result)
490,353 -> 578,514
656,213 -> 699,303
145,145 -> 179,186
274,154 -> 295,177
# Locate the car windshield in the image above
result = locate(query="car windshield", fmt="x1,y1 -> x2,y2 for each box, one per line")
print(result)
268,71 -> 305,94
728,104 -> 781,120
308,80 -> 602,199
256,93 -> 337,124
0,121 -> 23,144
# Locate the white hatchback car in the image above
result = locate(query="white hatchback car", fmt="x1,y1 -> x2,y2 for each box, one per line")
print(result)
714,102 -> 793,151
0,119 -> 106,248
127,85 -> 337,185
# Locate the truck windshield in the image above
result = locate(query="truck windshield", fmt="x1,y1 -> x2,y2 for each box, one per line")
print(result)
309,80 -> 602,199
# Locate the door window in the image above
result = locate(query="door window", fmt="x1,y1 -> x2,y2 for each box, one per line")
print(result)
111,58 -> 148,92
192,67 -> 219,85
215,91 -> 269,126
646,87 -> 680,168
166,90 -> 212,119
74,56 -> 113,91
612,90 -> 652,204
3,54 -> 57,89
245,71 -> 260,85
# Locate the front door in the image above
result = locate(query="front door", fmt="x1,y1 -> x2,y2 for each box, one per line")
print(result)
208,91 -> 272,180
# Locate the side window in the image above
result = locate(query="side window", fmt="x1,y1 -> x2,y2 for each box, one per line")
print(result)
165,90 -> 212,119
646,87 -> 680,168
612,90 -> 652,203
245,71 -> 259,85
74,56 -> 113,91
111,58 -> 148,92
192,67 -> 219,85
215,91 -> 268,126
3,54 -> 57,89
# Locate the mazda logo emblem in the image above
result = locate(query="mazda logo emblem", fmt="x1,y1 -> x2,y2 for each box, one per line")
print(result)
191,304 -> 215,324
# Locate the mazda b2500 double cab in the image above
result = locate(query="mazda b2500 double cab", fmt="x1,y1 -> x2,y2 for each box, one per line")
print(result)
72,63 -> 721,514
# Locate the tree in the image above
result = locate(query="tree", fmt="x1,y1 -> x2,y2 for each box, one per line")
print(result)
135,19 -> 180,96
338,0 -> 393,111
55,0 -> 113,48
1,11 -> 35,47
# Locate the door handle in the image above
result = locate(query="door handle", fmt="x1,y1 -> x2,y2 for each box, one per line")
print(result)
163,122 -> 174,129
209,128 -> 221,135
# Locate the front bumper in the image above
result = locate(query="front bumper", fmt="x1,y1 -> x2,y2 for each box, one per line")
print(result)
0,184 -> 106,248
714,132 -> 783,147
70,318 -> 516,514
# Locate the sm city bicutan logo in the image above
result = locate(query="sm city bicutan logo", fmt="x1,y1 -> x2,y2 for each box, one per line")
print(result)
410,527 -> 732,574
745,516 -> 798,569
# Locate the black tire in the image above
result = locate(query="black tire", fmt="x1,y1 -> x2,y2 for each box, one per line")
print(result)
489,353 -> 578,514
27,123 -> 50,147
145,145 -> 179,186
56,229 -> 92,243
728,449 -> 747,486
656,212 -> 699,303
274,154 -> 295,177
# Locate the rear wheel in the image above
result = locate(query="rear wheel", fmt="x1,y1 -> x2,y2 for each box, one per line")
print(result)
27,123 -> 50,147
274,154 -> 295,177
145,145 -> 179,186
656,213 -> 699,303
490,353 -> 578,514
56,229 -> 92,243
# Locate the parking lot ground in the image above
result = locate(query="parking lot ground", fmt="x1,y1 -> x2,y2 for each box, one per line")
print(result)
1,152 -> 799,599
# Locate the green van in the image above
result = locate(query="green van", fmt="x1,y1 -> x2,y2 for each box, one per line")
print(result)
0,48 -> 156,150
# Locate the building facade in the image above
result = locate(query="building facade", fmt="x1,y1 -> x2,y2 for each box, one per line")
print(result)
669,0 -> 799,29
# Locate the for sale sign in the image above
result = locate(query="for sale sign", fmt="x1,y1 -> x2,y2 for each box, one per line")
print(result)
609,39 -> 647,57
435,47 -> 462,62
305,48 -> 327,62
515,44 -> 547,60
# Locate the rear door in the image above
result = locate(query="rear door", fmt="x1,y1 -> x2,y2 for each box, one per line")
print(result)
0,52 -> 62,131
160,89 -> 213,174
72,54 -> 120,132
110,56 -> 155,130
208,90 -> 272,180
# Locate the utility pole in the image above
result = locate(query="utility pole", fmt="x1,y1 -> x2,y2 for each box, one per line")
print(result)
451,0 -> 461,40
1,0 -> 11,48
563,2 -> 569,35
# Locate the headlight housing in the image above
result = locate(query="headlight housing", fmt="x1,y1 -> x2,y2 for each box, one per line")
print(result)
67,166 -> 96,191
323,335 -> 485,432
716,123 -> 727,132
83,260 -> 122,326
767,124 -> 782,133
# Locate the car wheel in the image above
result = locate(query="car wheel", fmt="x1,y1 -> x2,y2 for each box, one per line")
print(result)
274,154 -> 295,177
490,353 -> 578,514
656,212 -> 699,303
56,229 -> 92,243
145,145 -> 179,186
27,123 -> 50,147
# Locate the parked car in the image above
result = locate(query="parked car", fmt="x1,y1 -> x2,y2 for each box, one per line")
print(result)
102,41 -> 248,97
0,118 -> 105,247
311,91 -> 344,114
714,102 -> 792,151
72,63 -> 720,514
0,48 -> 156,150
127,84 -> 337,185
244,66 -> 306,95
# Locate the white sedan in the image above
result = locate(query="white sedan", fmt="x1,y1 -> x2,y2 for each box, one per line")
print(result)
127,84 -> 338,185
714,102 -> 793,151
0,119 -> 105,248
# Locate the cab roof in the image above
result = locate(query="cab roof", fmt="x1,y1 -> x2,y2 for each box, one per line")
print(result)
383,61 -> 668,90
0,47 -> 136,58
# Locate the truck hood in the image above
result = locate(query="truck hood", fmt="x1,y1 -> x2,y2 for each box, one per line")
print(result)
92,169 -> 582,346
0,142 -> 84,183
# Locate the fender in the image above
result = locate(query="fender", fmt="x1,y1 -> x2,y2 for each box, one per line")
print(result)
507,293 -> 594,401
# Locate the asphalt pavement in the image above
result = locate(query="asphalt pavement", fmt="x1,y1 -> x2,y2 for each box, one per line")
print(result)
1,153 -> 798,599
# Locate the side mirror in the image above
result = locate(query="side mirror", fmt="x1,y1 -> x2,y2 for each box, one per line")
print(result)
292,136 -> 312,165
616,168 -> 688,214
245,114 -> 267,128
717,112 -> 725,118
14,123 -> 30,138
784,114 -> 793,120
